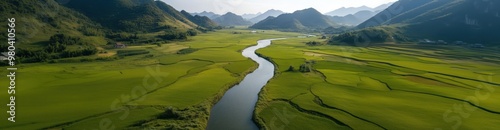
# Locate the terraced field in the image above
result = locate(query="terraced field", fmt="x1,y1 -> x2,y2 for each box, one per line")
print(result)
0,29 -> 299,129
254,38 -> 500,129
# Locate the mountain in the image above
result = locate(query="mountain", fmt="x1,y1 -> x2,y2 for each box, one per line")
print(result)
325,2 -> 394,16
180,10 -> 218,28
334,0 -> 500,46
62,0 -> 197,32
329,10 -> 376,26
325,6 -> 371,16
213,12 -> 253,26
251,8 -> 336,30
353,10 -> 377,20
241,12 -> 262,20
191,11 -> 221,19
329,15 -> 360,26
373,2 -> 395,12
249,9 -> 285,23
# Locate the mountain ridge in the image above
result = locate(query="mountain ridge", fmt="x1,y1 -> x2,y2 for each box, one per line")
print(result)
337,0 -> 500,45
249,9 -> 285,23
213,12 -> 253,26
251,8 -> 336,30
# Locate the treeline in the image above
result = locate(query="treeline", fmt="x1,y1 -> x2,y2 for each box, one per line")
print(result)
157,29 -> 198,41
329,27 -> 409,46
15,34 -> 98,63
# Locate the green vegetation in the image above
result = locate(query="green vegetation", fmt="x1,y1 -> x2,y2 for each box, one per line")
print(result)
329,26 -> 408,45
0,29 -> 300,129
255,36 -> 500,129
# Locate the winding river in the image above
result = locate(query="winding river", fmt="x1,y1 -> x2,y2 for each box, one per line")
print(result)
207,39 -> 283,130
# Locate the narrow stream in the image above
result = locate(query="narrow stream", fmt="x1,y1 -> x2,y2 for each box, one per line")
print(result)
206,39 -> 283,130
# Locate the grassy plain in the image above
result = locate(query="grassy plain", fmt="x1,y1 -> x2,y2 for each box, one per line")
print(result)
254,37 -> 500,129
0,29 -> 299,129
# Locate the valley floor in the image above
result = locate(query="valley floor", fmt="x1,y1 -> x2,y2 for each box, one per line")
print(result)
254,38 -> 500,129
0,29 -> 298,129
1,28 -> 499,130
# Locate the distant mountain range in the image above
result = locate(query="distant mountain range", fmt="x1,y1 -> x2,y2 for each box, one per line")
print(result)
249,9 -> 285,23
180,10 -> 218,28
329,10 -> 377,26
241,12 -> 262,20
251,8 -> 336,30
191,11 -> 221,19
213,12 -> 253,26
335,0 -> 500,45
325,2 -> 394,16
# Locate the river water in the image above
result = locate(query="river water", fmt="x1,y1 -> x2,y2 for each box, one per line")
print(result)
206,39 -> 282,130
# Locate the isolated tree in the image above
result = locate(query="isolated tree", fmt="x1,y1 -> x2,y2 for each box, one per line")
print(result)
287,65 -> 295,72
299,64 -> 311,72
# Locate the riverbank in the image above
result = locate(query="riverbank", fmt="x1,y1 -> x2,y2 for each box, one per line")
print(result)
207,39 -> 286,130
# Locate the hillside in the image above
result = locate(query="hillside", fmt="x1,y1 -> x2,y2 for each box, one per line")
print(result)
356,0 -> 500,45
0,0 -> 104,45
250,8 -> 336,30
249,9 -> 285,23
213,12 -> 253,26
62,0 -> 197,32
180,10 -> 218,28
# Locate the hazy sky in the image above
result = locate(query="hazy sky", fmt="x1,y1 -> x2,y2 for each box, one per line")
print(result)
162,0 -> 398,15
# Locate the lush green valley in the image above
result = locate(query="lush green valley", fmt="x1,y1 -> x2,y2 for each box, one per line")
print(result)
1,0 -> 499,129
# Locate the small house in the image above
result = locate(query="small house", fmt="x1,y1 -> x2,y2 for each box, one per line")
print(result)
114,42 -> 127,48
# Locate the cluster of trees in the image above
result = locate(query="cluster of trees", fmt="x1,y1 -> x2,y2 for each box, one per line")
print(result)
78,25 -> 105,36
330,28 -> 391,45
15,34 -> 98,63
60,47 -> 98,58
306,41 -> 323,46
286,61 -> 315,73
106,32 -> 140,41
49,34 -> 83,45
158,29 -> 198,41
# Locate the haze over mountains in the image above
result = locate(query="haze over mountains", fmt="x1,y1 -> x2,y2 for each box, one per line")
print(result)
325,2 -> 394,16
249,9 -> 285,23
329,10 -> 377,26
323,2 -> 394,26
191,11 -> 221,19
241,12 -> 262,20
